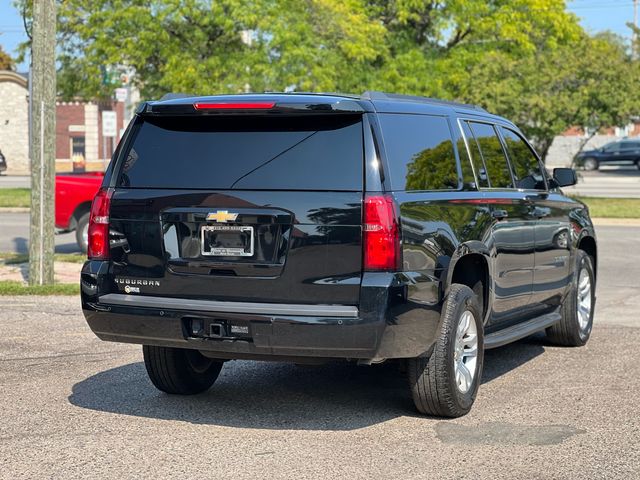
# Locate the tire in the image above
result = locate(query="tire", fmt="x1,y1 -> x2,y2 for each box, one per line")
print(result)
408,284 -> 484,417
546,250 -> 595,347
582,157 -> 598,171
75,212 -> 90,253
143,345 -> 224,395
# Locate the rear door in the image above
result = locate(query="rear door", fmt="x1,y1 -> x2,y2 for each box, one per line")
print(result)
465,121 -> 536,325
107,113 -> 365,306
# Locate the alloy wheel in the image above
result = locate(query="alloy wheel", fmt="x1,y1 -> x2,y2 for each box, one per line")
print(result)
454,310 -> 478,394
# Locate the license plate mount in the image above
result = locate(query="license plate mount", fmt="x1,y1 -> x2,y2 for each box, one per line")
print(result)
200,225 -> 254,257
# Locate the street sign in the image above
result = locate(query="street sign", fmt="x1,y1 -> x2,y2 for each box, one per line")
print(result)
102,111 -> 117,137
115,87 -> 127,102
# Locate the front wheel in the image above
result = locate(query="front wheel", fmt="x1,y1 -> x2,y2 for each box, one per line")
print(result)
546,250 -> 595,346
407,284 -> 484,417
582,157 -> 598,171
143,345 -> 224,394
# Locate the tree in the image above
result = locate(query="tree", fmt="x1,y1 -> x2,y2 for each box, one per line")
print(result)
15,0 -> 640,162
452,32 -> 640,160
17,0 -> 385,99
0,45 -> 14,70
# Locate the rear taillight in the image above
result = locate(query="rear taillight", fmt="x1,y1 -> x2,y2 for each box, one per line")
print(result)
87,187 -> 113,260
363,194 -> 401,271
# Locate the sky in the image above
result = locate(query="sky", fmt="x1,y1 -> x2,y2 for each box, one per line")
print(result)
0,0 -> 638,72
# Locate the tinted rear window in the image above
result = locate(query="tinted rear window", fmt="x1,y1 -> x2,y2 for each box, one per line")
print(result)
117,115 -> 363,190
378,114 -> 459,191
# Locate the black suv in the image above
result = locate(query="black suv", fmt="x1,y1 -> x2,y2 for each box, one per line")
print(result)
81,92 -> 597,417
576,138 -> 640,170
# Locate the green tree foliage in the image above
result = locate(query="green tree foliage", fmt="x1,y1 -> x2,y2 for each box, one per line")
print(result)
454,32 -> 640,159
0,45 -> 14,70
15,0 -> 640,161
19,0 -> 385,99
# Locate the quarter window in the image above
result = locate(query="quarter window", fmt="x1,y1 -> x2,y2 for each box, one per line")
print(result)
378,114 -> 459,191
498,127 -> 546,190
467,122 -> 513,189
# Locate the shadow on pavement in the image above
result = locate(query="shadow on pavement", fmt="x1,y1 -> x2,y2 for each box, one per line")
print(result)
69,335 -> 547,430
12,237 -> 27,254
9,236 -> 80,254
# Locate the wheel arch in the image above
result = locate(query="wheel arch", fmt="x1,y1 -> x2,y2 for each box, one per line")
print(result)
577,235 -> 597,279
445,243 -> 492,324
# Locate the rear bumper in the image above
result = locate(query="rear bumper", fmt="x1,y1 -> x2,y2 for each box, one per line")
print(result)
81,263 -> 443,361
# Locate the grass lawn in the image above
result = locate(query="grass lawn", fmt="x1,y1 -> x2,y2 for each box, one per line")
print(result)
0,281 -> 78,295
0,252 -> 86,264
574,197 -> 640,219
0,188 -> 30,208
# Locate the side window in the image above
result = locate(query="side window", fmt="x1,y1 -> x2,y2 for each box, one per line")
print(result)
468,122 -> 514,189
460,121 -> 489,188
379,114 -> 460,191
603,142 -> 620,152
498,127 -> 546,190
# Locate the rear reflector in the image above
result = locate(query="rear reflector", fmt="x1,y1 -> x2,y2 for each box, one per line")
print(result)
363,194 -> 401,271
87,187 -> 113,260
193,102 -> 275,110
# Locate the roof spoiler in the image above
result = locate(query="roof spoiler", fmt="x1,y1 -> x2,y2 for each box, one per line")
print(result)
137,94 -> 371,116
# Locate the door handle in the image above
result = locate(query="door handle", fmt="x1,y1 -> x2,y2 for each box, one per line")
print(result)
491,209 -> 509,220
530,206 -> 550,218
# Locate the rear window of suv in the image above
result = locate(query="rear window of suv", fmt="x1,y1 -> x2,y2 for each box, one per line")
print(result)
117,115 -> 363,190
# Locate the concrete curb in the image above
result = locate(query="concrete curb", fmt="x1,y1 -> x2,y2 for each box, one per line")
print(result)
0,207 -> 30,213
592,218 -> 640,226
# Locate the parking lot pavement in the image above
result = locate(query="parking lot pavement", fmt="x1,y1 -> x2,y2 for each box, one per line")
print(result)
563,167 -> 640,198
0,226 -> 638,479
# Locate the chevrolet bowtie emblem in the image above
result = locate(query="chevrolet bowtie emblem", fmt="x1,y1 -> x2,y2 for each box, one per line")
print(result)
206,210 -> 239,223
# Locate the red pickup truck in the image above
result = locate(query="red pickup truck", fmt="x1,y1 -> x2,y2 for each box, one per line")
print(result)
55,172 -> 104,252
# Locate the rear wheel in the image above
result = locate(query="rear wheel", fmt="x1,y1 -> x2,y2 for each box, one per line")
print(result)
582,157 -> 598,171
75,212 -> 90,253
143,345 -> 223,394
408,284 -> 484,417
546,250 -> 595,346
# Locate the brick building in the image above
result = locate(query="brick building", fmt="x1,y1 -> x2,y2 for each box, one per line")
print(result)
0,69 -> 127,174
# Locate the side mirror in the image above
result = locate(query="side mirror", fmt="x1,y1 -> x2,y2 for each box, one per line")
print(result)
553,167 -> 577,187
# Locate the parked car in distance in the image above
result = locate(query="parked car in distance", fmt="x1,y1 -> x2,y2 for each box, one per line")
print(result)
81,92 -> 597,417
0,149 -> 7,174
55,172 -> 104,252
575,138 -> 640,170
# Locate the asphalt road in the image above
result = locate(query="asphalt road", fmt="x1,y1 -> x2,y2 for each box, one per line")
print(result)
0,212 -> 80,254
0,225 -> 639,479
562,167 -> 640,198
0,175 -> 30,189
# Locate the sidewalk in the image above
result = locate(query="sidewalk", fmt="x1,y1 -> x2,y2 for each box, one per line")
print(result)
0,261 -> 81,284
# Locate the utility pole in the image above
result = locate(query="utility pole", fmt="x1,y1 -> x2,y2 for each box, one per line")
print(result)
29,0 -> 56,286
